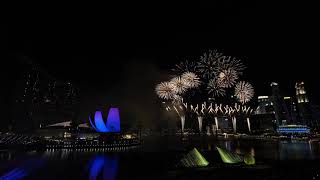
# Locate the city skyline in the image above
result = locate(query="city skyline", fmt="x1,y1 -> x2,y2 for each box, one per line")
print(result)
3,2 -> 320,131
2,3 -> 320,180
3,51 -> 319,131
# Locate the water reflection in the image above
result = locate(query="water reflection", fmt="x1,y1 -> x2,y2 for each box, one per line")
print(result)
87,155 -> 119,180
212,140 -> 320,160
0,151 -> 12,161
224,141 -> 231,151
43,149 -> 72,160
250,147 -> 255,156
0,158 -> 45,180
279,141 -> 315,160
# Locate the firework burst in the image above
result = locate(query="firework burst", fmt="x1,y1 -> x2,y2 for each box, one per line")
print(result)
234,81 -> 254,104
172,94 -> 183,105
172,60 -> 197,74
181,72 -> 201,88
155,82 -> 176,100
197,50 -> 223,79
207,79 -> 226,97
215,56 -> 246,75
216,68 -> 238,88
170,76 -> 188,94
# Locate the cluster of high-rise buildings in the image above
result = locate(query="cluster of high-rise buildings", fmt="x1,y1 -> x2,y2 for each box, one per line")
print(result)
251,81 -> 317,133
10,60 -> 80,132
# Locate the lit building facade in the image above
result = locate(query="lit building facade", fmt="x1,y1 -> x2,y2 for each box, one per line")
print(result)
277,125 -> 310,134
12,61 -> 80,132
252,83 -> 301,133
282,96 -> 298,125
296,82 -> 309,103
270,82 -> 285,126
295,81 -> 313,128
251,96 -> 276,133
255,96 -> 274,115
89,108 -> 121,133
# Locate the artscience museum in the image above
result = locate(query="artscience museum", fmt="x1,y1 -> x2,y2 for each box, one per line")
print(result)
89,108 -> 121,133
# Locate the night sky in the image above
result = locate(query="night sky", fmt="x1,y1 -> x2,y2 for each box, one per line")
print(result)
3,2 -> 320,129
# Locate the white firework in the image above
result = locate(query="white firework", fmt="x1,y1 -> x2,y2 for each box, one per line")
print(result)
213,55 -> 245,88
207,79 -> 226,97
215,56 -> 246,76
235,81 -> 254,104
197,50 -> 223,79
172,60 -> 197,74
155,82 -> 176,100
172,94 -> 183,105
216,68 -> 238,88
181,72 -> 201,88
170,76 -> 188,94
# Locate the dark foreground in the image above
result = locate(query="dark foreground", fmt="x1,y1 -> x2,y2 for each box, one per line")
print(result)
1,150 -> 320,180
1,136 -> 320,179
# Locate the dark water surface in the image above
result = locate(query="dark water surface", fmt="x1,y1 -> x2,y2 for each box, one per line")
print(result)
1,136 -> 320,179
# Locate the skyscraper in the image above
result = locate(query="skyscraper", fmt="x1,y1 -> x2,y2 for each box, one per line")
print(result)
270,82 -> 285,126
282,97 -> 298,124
296,82 -> 309,104
251,96 -> 276,132
295,81 -> 313,127
12,60 -> 80,132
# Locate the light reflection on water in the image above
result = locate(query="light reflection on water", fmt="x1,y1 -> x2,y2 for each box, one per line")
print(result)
1,138 -> 320,179
0,158 -> 45,180
278,141 -> 315,160
87,155 -> 118,180
211,139 -> 320,160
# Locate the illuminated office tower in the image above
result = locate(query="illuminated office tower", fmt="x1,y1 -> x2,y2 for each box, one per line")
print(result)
270,82 -> 285,126
282,96 -> 298,124
252,96 -> 276,132
295,81 -> 313,127
255,96 -> 274,115
296,81 -> 309,104
13,61 -> 79,131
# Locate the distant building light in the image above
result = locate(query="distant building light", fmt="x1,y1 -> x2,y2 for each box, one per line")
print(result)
277,125 -> 310,134
270,82 -> 278,86
284,97 -> 291,99
258,96 -> 269,99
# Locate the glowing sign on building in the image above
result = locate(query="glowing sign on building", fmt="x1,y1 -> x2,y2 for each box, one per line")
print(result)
89,108 -> 120,133
277,125 -> 310,134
